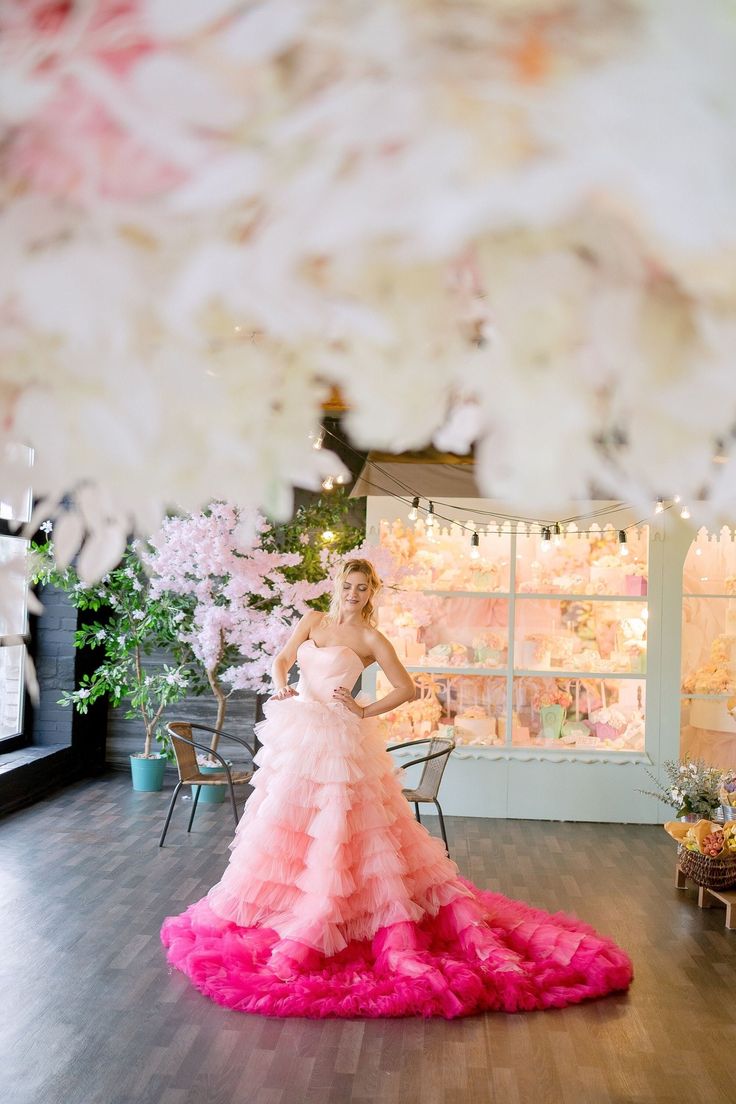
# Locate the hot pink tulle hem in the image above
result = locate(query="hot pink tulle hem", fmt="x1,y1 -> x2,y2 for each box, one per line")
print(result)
161,878 -> 633,1020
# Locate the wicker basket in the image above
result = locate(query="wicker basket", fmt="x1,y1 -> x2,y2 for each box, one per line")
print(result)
677,845 -> 736,890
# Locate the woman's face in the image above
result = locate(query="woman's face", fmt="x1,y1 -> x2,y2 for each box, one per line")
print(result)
341,571 -> 371,616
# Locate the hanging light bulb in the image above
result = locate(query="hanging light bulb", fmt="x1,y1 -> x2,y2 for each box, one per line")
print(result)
680,505 -> 691,520
673,494 -> 681,504
655,498 -> 664,514
695,547 -> 703,556
408,496 -> 419,522
321,529 -> 336,543
426,501 -> 435,528
321,476 -> 334,491
552,522 -> 563,548
540,526 -> 552,552
335,473 -> 346,485
310,427 -> 325,450
618,530 -> 629,556
470,531 -> 480,560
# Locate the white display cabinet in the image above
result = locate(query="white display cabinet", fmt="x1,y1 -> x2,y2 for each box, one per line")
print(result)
680,528 -> 736,769
363,497 -> 692,822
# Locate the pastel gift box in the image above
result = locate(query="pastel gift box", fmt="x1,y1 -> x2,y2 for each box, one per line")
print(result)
404,641 -> 426,664
592,721 -> 618,741
624,575 -> 648,596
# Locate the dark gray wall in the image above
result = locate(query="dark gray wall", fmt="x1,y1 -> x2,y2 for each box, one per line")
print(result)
106,656 -> 259,771
31,583 -> 77,748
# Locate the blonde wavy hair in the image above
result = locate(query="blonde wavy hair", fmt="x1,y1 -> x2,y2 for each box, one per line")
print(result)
323,558 -> 381,627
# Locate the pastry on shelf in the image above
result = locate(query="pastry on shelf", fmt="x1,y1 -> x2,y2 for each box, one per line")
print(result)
472,632 -> 506,667
454,706 -> 496,745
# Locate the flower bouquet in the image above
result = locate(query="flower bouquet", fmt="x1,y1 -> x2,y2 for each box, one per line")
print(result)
532,685 -> 572,740
472,631 -> 506,667
665,819 -> 736,890
639,758 -> 722,819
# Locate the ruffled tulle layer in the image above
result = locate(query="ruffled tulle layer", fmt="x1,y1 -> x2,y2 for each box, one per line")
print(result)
161,880 -> 633,1019
161,692 -> 632,1018
203,696 -> 469,956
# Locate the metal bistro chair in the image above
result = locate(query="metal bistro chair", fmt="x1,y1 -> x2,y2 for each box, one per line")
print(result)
386,736 -> 455,855
159,721 -> 255,847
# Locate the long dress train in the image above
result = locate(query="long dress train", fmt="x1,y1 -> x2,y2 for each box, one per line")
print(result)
161,640 -> 632,1018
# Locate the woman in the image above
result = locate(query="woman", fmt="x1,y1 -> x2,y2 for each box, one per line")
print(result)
161,558 -> 632,1018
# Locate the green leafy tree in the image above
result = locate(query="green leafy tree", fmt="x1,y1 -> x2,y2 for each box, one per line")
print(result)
31,538 -> 192,759
263,488 -> 365,595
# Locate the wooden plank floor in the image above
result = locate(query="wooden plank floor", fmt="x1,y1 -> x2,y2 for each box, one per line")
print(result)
2,774 -> 735,1104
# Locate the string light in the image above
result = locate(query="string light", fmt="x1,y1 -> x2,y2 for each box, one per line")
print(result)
655,498 -> 664,514
321,529 -> 336,543
470,531 -> 480,560
408,496 -> 419,522
680,505 -> 690,519
321,476 -> 334,491
426,501 -> 435,528
310,427 -> 325,450
618,530 -> 629,556
540,526 -> 552,551
319,423 -> 653,536
695,547 -> 703,556
335,473 -> 347,485
673,494 -> 681,504
552,522 -> 563,548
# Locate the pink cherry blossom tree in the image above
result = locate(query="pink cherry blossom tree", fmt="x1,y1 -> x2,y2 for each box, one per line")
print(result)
144,503 -> 330,751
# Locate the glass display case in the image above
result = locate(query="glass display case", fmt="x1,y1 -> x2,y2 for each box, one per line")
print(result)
373,515 -> 648,753
680,527 -> 736,768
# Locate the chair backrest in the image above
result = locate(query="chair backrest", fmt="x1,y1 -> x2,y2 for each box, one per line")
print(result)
167,721 -> 200,782
413,737 -> 454,800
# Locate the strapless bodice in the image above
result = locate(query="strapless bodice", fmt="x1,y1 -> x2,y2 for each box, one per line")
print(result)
296,639 -> 364,702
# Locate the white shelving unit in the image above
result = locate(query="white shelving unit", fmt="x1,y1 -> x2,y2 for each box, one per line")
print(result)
363,496 -> 694,823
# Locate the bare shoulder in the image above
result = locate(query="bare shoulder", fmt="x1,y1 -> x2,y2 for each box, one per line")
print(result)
301,609 -> 324,628
363,626 -> 395,656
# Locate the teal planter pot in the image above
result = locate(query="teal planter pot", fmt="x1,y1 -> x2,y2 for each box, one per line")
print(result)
130,754 -> 167,792
195,763 -> 229,803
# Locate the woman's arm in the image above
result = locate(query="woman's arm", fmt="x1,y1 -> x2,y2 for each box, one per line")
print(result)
334,631 -> 415,719
271,611 -> 320,698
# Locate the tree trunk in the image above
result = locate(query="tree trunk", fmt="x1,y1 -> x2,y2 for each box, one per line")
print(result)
206,665 -> 227,753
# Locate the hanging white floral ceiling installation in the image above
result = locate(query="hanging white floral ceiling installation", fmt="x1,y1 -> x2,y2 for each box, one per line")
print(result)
1,0 -> 736,577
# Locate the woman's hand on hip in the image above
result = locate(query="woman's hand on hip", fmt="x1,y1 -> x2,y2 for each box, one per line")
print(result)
332,686 -> 363,716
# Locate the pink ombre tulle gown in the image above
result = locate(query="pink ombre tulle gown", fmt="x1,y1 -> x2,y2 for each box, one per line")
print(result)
161,641 -> 632,1018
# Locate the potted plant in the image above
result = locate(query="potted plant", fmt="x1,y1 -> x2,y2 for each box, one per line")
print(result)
639,758 -> 723,820
31,536 -> 191,791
